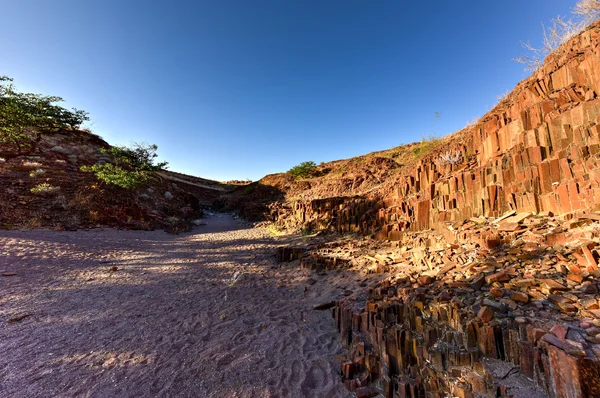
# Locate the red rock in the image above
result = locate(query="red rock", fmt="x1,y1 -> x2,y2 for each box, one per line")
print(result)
547,343 -> 600,397
574,253 -> 590,269
551,324 -> 569,339
477,306 -> 494,322
579,213 -> 600,221
511,291 -> 529,303
555,263 -> 568,274
485,271 -> 509,285
539,279 -> 568,294
582,245 -> 598,271
273,25 -> 600,396
499,222 -> 521,232
568,263 -> 583,275
355,386 -> 378,398
541,333 -> 567,350
587,309 -> 600,318
484,238 -> 504,250
581,298 -> 599,310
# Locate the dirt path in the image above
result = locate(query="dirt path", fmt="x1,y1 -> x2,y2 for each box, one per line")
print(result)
0,214 -> 351,397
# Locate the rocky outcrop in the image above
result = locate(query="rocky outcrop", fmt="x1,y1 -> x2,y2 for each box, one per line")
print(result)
272,20 -> 600,398
276,21 -> 600,242
317,212 -> 600,397
0,129 -> 225,231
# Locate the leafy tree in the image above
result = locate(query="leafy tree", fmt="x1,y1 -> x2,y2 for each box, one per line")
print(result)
81,143 -> 168,189
0,76 -> 88,157
288,161 -> 317,179
104,143 -> 168,171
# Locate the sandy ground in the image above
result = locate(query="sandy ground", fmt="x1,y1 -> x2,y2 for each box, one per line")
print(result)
0,214 -> 353,398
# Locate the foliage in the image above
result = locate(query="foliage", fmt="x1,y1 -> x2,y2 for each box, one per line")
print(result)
0,76 -> 88,153
30,183 -> 59,194
514,0 -> 600,71
81,163 -> 152,190
103,143 -> 168,172
81,143 -> 168,189
29,168 -> 45,177
412,134 -> 441,158
243,184 -> 255,194
300,226 -> 312,242
288,161 -> 317,179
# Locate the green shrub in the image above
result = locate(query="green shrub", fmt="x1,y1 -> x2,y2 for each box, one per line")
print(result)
0,76 -> 88,154
81,163 -> 151,189
102,143 -> 168,172
288,161 -> 317,179
81,143 -> 167,189
29,168 -> 45,177
412,134 -> 441,158
30,183 -> 59,194
300,226 -> 312,242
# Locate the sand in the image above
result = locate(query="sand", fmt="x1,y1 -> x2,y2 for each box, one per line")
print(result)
0,213 -> 352,397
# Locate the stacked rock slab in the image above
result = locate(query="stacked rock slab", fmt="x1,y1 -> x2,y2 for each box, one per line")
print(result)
282,21 -> 600,242
272,21 -> 600,398
317,213 -> 600,398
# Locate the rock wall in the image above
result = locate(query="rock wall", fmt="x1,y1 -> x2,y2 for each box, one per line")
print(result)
0,129 -> 217,231
282,22 -> 600,242
286,212 -> 600,398
274,21 -> 600,398
334,293 -> 600,398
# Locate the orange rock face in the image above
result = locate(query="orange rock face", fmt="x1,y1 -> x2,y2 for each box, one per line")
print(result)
276,20 -> 600,398
282,21 -> 600,243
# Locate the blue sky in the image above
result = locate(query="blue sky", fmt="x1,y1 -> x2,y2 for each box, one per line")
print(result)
1,0 -> 575,181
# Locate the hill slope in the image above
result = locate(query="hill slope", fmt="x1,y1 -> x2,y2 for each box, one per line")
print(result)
249,19 -> 600,398
0,129 -> 231,231
224,20 -> 600,238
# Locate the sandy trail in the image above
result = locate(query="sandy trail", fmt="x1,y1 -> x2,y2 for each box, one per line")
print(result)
0,214 -> 351,397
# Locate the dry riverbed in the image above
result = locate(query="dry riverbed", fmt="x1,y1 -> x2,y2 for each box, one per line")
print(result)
0,213 -> 352,397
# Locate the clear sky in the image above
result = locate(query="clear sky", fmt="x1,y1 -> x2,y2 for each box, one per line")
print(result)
1,0 -> 576,181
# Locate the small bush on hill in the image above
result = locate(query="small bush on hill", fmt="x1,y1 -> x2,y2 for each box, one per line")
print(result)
104,143 -> 168,172
81,163 -> 151,190
29,168 -> 45,177
413,134 -> 441,158
30,183 -> 60,195
288,161 -> 317,179
82,143 -> 168,189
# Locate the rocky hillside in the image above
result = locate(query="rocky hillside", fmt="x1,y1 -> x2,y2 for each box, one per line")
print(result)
226,20 -> 600,238
0,129 -> 231,232
264,20 -> 600,398
220,141 -> 426,223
